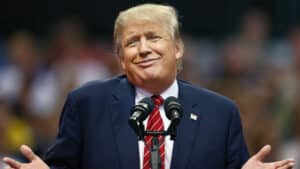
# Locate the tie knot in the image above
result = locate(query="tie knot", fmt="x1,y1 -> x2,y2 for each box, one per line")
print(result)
151,95 -> 164,106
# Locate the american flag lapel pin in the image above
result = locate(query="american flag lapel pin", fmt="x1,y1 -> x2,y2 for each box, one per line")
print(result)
190,113 -> 198,121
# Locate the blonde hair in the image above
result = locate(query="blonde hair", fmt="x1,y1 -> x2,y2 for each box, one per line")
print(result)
113,3 -> 184,60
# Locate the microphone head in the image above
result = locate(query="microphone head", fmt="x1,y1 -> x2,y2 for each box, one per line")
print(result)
164,96 -> 183,120
130,97 -> 154,122
128,97 -> 154,140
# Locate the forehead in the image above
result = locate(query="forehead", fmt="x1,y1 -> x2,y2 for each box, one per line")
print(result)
121,21 -> 170,39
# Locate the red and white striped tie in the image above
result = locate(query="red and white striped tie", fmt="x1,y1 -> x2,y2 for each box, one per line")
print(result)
143,95 -> 165,169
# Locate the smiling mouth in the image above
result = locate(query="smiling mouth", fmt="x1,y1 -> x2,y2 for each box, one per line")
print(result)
135,58 -> 159,67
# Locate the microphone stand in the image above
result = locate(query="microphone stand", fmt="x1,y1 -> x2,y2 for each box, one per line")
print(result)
144,130 -> 171,169
130,118 -> 179,168
150,136 -> 160,169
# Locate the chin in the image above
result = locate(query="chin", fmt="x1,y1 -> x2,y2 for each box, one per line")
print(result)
141,71 -> 160,81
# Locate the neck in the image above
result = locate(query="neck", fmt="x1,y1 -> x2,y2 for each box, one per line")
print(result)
135,78 -> 176,95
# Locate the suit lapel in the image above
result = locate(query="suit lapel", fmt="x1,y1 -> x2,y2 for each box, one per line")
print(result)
171,81 -> 200,169
110,77 -> 139,169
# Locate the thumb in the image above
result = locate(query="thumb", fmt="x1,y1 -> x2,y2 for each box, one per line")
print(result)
253,145 -> 272,161
20,145 -> 37,161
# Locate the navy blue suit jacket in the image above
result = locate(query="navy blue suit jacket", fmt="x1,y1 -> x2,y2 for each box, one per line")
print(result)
44,75 -> 249,169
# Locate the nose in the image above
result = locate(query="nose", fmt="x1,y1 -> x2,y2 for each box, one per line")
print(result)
138,37 -> 151,57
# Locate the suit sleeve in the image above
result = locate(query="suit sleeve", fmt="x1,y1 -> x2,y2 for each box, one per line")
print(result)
44,93 -> 82,169
226,104 -> 249,169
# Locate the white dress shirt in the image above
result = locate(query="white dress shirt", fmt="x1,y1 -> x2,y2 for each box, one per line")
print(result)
135,80 -> 178,169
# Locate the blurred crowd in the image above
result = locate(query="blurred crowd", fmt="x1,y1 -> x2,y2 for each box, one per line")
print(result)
0,8 -> 300,168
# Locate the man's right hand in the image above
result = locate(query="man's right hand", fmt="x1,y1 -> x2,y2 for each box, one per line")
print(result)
2,145 -> 49,169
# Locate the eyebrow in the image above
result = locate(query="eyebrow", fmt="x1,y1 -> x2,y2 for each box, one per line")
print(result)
124,33 -> 138,42
124,31 -> 159,42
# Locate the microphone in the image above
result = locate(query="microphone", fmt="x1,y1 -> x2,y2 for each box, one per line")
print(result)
128,97 -> 154,140
164,96 -> 183,140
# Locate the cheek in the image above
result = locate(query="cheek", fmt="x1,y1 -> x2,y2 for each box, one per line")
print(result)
120,50 -> 133,67
120,57 -> 132,71
122,48 -> 137,60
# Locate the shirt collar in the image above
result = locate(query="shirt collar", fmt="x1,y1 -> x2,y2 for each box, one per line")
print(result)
135,80 -> 179,103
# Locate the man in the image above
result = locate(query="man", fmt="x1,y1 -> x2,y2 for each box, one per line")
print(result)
3,3 -> 295,169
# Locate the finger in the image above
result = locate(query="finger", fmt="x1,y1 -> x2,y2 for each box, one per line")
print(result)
253,144 -> 272,161
20,144 -> 36,161
2,157 -> 22,169
4,166 -> 13,169
277,161 -> 295,169
273,159 -> 296,168
4,166 -> 14,169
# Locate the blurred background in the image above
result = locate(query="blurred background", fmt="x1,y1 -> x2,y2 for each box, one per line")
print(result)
0,0 -> 300,168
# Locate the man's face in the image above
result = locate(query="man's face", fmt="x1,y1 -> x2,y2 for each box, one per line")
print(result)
119,21 -> 182,92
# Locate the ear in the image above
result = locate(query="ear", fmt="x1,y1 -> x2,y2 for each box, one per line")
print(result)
119,54 -> 126,70
121,61 -> 126,70
175,41 -> 184,60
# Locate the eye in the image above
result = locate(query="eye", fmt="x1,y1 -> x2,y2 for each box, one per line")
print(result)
126,39 -> 138,47
148,35 -> 161,42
